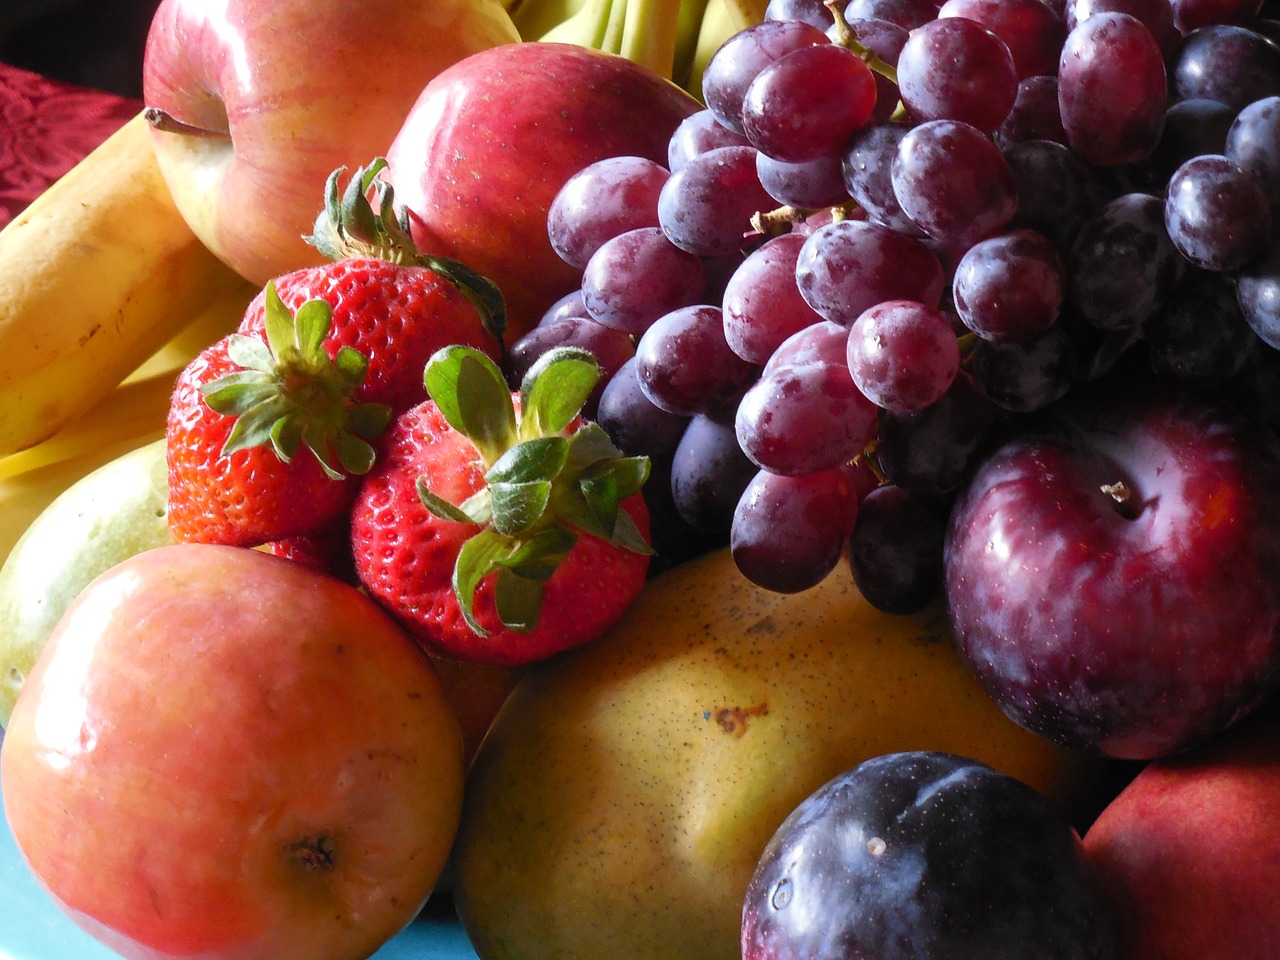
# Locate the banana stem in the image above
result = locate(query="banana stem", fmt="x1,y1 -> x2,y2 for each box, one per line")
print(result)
620,0 -> 683,78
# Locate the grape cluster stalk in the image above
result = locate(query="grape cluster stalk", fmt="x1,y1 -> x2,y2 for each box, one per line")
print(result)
511,0 -> 1280,611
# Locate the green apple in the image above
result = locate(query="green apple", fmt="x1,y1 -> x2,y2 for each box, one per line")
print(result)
0,438 -> 171,726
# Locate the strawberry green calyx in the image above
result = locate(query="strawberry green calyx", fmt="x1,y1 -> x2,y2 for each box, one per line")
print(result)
418,344 -> 653,636
199,281 -> 392,479
303,158 -> 506,344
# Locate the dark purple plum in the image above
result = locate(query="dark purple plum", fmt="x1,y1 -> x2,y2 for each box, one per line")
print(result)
944,389 -> 1280,759
742,751 -> 1117,960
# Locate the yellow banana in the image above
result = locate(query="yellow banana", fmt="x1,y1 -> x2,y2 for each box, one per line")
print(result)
685,0 -> 746,98
0,111 -> 248,458
0,280 -> 253,565
508,0 -> 589,41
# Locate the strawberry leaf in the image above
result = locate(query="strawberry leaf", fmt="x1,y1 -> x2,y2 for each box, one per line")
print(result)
518,347 -> 601,440
489,480 -> 553,536
423,345 -> 517,465
452,529 -> 515,637
491,570 -> 545,634
224,334 -> 276,374
418,478 -> 486,524
486,436 -> 570,485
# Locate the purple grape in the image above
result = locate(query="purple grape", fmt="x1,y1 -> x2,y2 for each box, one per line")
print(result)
1172,25 -> 1280,110
537,289 -> 591,326
657,145 -> 775,258
1145,269 -> 1257,387
846,299 -> 961,413
1058,13 -> 1167,166
968,326 -> 1079,412
1065,0 -> 1180,56
1225,96 -> 1280,217
547,156 -> 670,269
795,219 -> 947,325
701,19 -> 831,134
953,228 -> 1066,342
670,413 -> 759,539
731,467 -> 861,593
1068,192 -> 1186,332
722,233 -> 824,364
847,484 -> 950,614
741,42 -> 878,163
896,16 -> 1019,132
843,0 -> 939,29
994,75 -> 1068,148
1003,138 -> 1102,252
756,150 -> 851,209
1238,236 -> 1280,348
838,18 -> 908,122
1165,154 -> 1272,272
1171,0 -> 1266,31
1144,98 -> 1236,187
580,226 -> 706,335
766,0 -> 836,29
503,314 -> 636,419
668,109 -> 752,173
635,304 -> 759,417
596,357 -> 691,458
938,0 -> 1067,79
767,318 -> 858,372
735,360 -> 880,474
875,371 -> 998,493
842,122 -> 926,235
891,119 -> 1019,246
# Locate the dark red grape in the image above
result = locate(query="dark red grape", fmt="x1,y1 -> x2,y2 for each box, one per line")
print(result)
657,145 -> 775,258
847,484 -> 951,614
755,151 -> 851,209
722,233 -> 824,364
1058,13 -> 1167,166
939,0 -> 1067,79
1225,95 -> 1280,216
1145,269 -> 1257,387
580,226 -> 706,335
669,413 -> 759,540
875,371 -> 998,493
839,18 -> 908,122
846,299 -> 961,413
547,156 -> 669,269
968,325 -> 1079,411
1171,24 -> 1280,110
1144,98 -> 1236,188
668,109 -> 752,173
896,16 -> 1019,132
702,19 -> 831,134
635,304 -> 758,417
953,228 -> 1066,342
596,356 -> 691,458
1165,154 -> 1272,272
1065,0 -> 1179,56
843,0 -> 938,29
842,121 -> 926,235
994,75 -> 1068,148
1238,236 -> 1280,348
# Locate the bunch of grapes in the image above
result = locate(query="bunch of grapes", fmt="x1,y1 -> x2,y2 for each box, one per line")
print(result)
508,0 -> 1280,612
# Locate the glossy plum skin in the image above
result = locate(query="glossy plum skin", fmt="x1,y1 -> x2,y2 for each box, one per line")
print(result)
944,390 -> 1280,760
742,751 -> 1117,960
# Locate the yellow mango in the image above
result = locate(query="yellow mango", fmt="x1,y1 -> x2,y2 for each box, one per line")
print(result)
453,547 -> 1107,960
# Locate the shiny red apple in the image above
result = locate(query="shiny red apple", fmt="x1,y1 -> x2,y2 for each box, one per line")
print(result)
1082,719 -> 1280,959
385,41 -> 702,339
141,0 -> 520,285
0,543 -> 465,960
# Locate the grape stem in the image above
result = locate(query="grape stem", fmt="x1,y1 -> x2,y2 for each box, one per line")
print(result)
823,0 -> 900,85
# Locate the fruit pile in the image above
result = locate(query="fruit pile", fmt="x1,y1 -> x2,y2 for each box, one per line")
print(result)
3,0 -> 1280,958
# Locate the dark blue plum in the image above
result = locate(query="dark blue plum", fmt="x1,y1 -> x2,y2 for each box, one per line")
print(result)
742,751 -> 1117,960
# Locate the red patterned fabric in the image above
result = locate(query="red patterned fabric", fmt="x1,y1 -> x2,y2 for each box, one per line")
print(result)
0,63 -> 141,228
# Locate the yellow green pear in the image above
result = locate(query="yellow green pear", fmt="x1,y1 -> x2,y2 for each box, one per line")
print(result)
453,547 -> 1105,960
0,438 -> 171,726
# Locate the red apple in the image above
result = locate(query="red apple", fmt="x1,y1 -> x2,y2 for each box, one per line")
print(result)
385,42 -> 702,340
943,388 -> 1280,760
141,0 -> 520,286
0,543 -> 465,960
1082,720 -> 1280,959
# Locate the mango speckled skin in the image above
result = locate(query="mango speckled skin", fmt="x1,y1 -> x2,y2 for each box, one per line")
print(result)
452,547 -> 1103,960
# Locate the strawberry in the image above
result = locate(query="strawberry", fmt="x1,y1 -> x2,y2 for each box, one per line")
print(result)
166,159 -> 505,547
350,345 -> 653,666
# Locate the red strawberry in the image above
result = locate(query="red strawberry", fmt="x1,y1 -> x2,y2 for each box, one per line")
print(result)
350,346 -> 653,666
166,159 -> 505,547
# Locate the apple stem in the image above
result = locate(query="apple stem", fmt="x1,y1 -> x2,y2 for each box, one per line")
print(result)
143,107 -> 223,138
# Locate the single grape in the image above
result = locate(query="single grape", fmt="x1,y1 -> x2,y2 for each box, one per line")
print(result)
722,233 -> 824,364
735,360 -> 880,474
1171,0 -> 1267,31
1058,13 -> 1167,166
795,219 -> 947,325
1143,98 -> 1237,188
657,145 -> 775,258
1237,236 -> 1280,348
842,122 -> 926,235
546,156 -> 670,269
766,0 -> 836,30
756,151 -> 851,209
846,300 -> 961,413
953,228 -> 1066,342
1225,96 -> 1280,217
635,304 -> 759,417
580,226 -> 706,335
1068,192 -> 1186,332
875,371 -> 998,493
669,413 -> 760,540
1003,138 -> 1103,253
1145,269 -> 1257,387
994,75 -> 1068,148
1064,0 -> 1179,56
847,484 -> 950,614
842,0 -> 938,29
643,453 -> 723,571
1171,24 -> 1280,110
503,314 -> 637,419
1165,154 -> 1272,272
939,0 -> 1067,79
742,42 -> 878,163
767,318 -> 858,372
892,119 -> 1019,246
896,16 -> 1019,132
536,289 -> 591,326
702,19 -> 831,134
668,109 -> 752,173
967,326 -> 1079,412
596,357 -> 692,458
731,467 -> 861,593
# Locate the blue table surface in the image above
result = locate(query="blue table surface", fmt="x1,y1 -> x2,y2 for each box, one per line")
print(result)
0,733 -> 481,960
